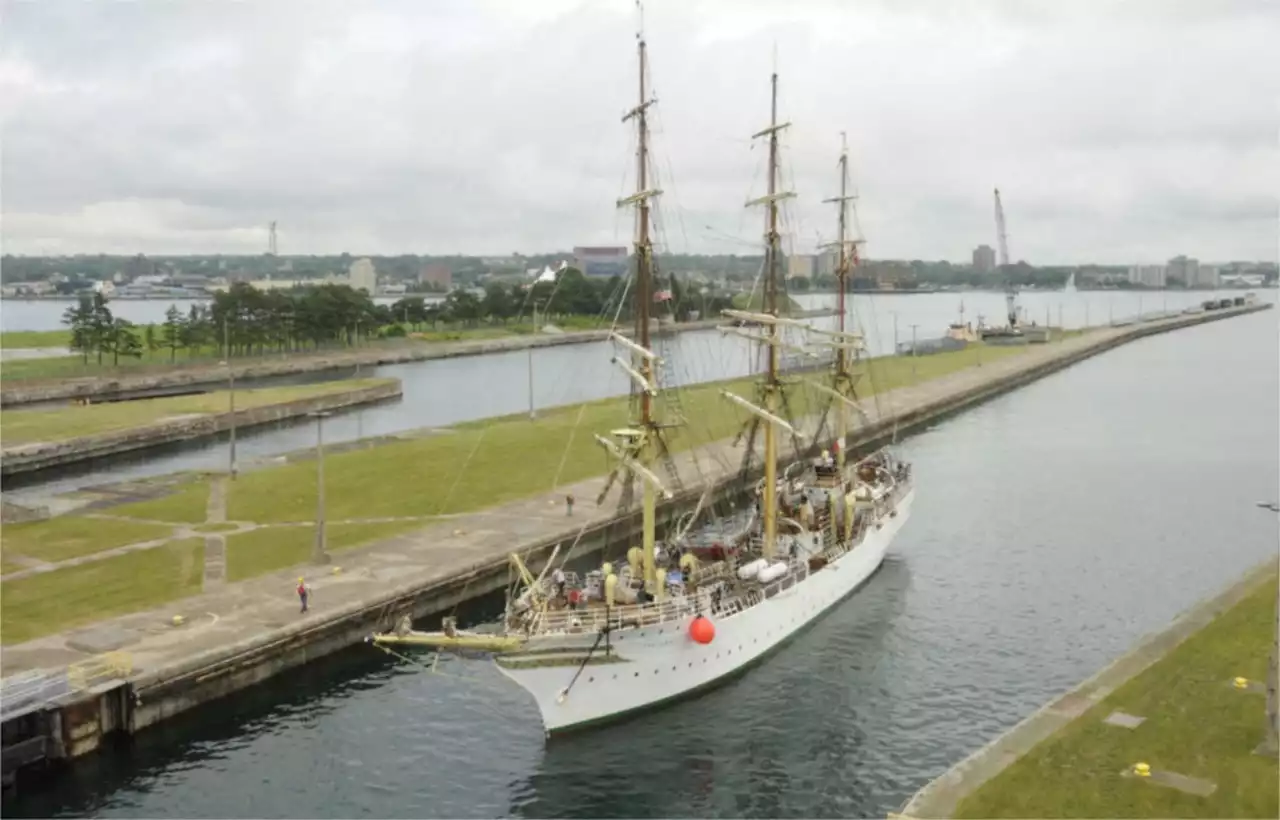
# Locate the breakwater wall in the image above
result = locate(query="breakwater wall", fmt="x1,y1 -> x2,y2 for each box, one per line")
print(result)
0,379 -> 402,477
0,310 -> 835,408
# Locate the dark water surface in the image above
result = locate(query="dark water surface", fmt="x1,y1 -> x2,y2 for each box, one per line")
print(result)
5,307 -> 1277,819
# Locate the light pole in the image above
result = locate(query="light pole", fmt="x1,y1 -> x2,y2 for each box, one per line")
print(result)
527,300 -> 540,420
909,324 -> 919,382
311,411 -> 332,565
891,311 -> 899,355
222,316 -> 237,479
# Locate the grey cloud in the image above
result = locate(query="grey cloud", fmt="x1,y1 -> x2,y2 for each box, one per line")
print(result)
1,0 -> 1277,262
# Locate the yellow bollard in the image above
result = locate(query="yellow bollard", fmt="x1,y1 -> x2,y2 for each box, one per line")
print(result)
1132,762 -> 1151,778
1233,676 -> 1249,689
171,615 -> 185,627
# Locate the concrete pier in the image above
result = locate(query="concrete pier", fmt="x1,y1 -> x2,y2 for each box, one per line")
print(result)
0,379 -> 403,478
0,304 -> 1267,784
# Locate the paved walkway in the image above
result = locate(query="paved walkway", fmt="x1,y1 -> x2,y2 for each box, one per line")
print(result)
0,331 -> 1122,679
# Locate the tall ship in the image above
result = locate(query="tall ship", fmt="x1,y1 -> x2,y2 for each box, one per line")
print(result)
372,17 -> 915,738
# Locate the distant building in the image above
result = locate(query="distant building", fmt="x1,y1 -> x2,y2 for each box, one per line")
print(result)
1127,264 -> 1166,288
419,264 -> 452,288
816,247 -> 840,277
1166,255 -> 1199,286
573,246 -> 629,278
787,254 -> 815,279
1192,263 -> 1220,288
972,244 -> 996,274
348,258 -> 377,293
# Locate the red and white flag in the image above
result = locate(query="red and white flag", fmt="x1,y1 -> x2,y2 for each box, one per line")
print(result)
654,289 -> 673,302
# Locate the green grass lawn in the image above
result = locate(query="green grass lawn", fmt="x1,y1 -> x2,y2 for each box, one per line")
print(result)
0,337 -> 1034,642
0,378 -> 395,445
103,480 -> 213,524
955,571 -> 1280,819
0,538 -> 205,645
1,557 -> 28,575
0,329 -> 73,349
217,342 -> 1024,525
224,520 -> 430,581
1,516 -> 176,564
0,319 -> 605,382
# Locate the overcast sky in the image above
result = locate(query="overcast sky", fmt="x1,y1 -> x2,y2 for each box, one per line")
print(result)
2,0 -> 1277,263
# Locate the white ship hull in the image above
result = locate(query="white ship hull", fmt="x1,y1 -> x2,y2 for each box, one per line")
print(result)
496,487 -> 915,735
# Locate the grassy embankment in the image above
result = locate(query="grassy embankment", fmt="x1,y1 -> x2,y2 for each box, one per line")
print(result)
0,378 -> 396,446
0,316 -> 607,382
0,340 -> 1035,643
955,571 -> 1280,819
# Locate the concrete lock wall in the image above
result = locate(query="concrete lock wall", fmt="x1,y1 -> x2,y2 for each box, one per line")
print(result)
0,380 -> 402,477
43,304 -> 1280,742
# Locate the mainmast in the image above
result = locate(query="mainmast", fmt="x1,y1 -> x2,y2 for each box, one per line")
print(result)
818,134 -> 866,473
600,3 -> 671,598
718,68 -> 801,562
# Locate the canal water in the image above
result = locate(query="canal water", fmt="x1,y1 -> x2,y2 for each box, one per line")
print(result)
4,298 -> 1275,818
1,289 -> 1241,505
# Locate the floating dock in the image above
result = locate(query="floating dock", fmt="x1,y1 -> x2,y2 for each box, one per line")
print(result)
0,303 -> 1269,794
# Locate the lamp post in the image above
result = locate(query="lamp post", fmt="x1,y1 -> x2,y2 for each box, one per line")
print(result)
222,316 -> 237,479
527,300 -> 540,420
909,324 -> 919,382
310,411 -> 332,565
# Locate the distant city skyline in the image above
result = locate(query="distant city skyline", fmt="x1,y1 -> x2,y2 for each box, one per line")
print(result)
2,1 -> 1275,261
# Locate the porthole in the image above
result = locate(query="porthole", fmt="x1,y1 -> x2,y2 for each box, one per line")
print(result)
634,671 -> 640,677
588,676 -> 594,683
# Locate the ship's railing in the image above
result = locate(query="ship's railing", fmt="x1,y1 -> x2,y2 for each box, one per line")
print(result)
530,585 -> 721,635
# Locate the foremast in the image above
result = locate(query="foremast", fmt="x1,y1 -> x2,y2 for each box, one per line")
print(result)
718,70 -> 803,561
600,7 -> 674,598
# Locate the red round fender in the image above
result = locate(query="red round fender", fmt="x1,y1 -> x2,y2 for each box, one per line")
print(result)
689,616 -> 715,644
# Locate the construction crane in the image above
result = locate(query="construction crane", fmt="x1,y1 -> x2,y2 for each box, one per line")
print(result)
994,188 -> 1016,328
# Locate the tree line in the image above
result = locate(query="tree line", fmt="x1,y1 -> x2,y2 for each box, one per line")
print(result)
61,268 -> 737,364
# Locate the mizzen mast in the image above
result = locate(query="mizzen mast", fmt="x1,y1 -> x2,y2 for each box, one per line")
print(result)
600,2 -> 671,598
812,133 -> 868,472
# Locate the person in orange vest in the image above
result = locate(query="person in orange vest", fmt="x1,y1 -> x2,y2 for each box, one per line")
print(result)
297,577 -> 309,613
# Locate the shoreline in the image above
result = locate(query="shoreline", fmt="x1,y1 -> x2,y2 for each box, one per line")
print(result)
895,558 -> 1278,819
0,310 -> 834,407
0,303 -> 1268,796
0,379 -> 402,479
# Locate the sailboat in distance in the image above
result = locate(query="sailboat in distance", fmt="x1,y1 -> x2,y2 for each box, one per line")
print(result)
372,19 -> 915,738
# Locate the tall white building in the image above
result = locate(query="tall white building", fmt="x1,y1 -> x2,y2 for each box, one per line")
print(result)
816,247 -> 840,277
348,258 -> 377,293
1127,264 -> 1166,288
1192,264 -> 1220,288
787,254 -> 815,279
1166,255 -> 1199,287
